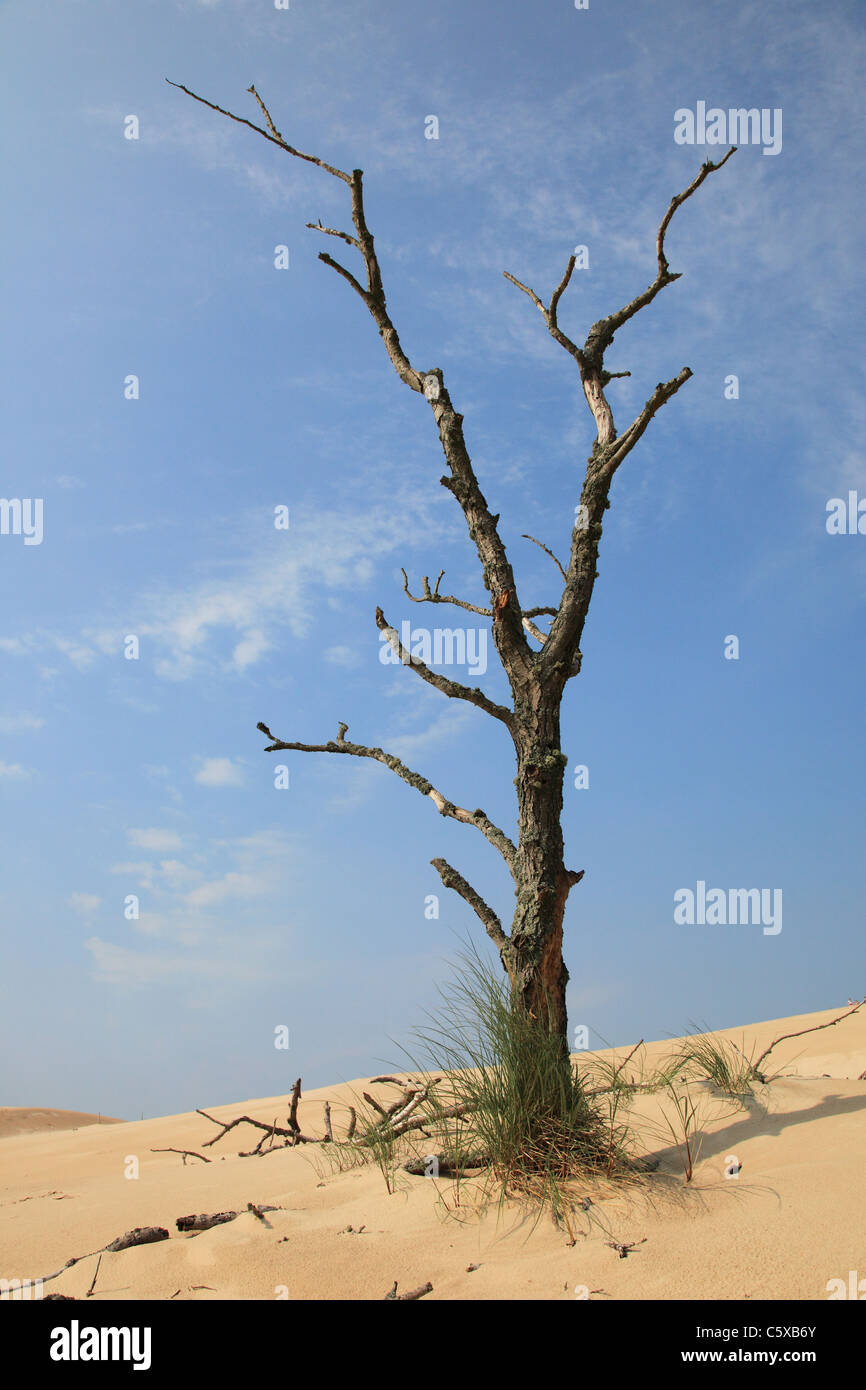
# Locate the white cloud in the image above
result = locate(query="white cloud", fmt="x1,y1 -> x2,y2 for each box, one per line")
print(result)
157,859 -> 200,884
194,757 -> 246,787
387,704 -> 475,760
220,828 -> 299,866
0,761 -> 30,779
134,495 -> 444,681
324,645 -> 361,668
185,872 -> 263,907
0,714 -> 44,733
53,636 -> 96,671
127,828 -> 184,852
232,629 -> 269,670
85,937 -> 268,986
69,892 -> 101,916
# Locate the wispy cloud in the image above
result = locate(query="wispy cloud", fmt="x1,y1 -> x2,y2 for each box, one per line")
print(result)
84,937 -> 272,987
194,757 -> 246,787
0,714 -> 44,733
324,645 -> 362,668
68,892 -> 101,917
185,872 -> 263,907
127,828 -> 184,852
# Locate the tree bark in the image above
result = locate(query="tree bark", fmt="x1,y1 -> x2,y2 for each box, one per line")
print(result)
503,695 -> 581,1045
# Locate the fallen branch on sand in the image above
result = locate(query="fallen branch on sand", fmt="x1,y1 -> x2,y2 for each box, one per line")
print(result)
196,1110 -> 316,1150
606,1237 -> 646,1259
176,1211 -> 238,1232
748,997 -> 865,1082
585,1040 -> 645,1097
194,1076 -> 476,1156
86,1255 -> 102,1298
7,1204 -> 284,1296
151,1147 -> 211,1164
384,1280 -> 434,1300
402,1150 -> 489,1176
176,1205 -> 280,1232
8,1226 -> 170,1291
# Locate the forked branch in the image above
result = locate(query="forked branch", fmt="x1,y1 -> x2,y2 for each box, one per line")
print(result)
375,606 -> 514,728
256,721 -> 517,873
168,78 -> 534,687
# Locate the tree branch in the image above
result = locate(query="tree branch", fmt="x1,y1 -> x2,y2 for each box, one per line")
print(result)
582,147 -> 737,367
375,606 -> 513,727
750,997 -> 865,1083
257,721 -> 517,871
165,80 -> 352,183
522,615 -> 551,646
529,152 -> 737,685
400,568 -> 492,616
430,856 -> 509,953
601,367 -> 693,481
316,251 -> 369,302
522,534 -> 567,582
306,219 -> 361,250
400,571 -> 556,633
502,270 -> 584,366
169,78 -> 535,691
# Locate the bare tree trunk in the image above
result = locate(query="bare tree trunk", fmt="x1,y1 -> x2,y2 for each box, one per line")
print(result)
169,78 -> 736,1061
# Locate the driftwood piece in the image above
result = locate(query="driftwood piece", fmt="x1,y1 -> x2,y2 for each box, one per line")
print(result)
176,1211 -> 239,1232
247,1202 -> 280,1225
288,1078 -> 302,1135
403,1150 -> 489,1177
240,1121 -> 284,1157
362,1091 -> 389,1120
386,1089 -> 425,1128
86,1255 -> 102,1298
384,1281 -> 434,1300
384,1088 -> 414,1118
151,1147 -> 211,1164
370,1075 -> 442,1088
104,1227 -> 170,1253
176,1204 -> 280,1233
10,1226 -> 170,1292
389,1101 -> 471,1139
606,1237 -> 647,1259
750,998 -> 865,1081
195,1074 -> 469,1157
197,1108 -> 319,1148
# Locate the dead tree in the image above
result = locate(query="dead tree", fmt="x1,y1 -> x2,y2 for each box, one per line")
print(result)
168,79 -> 736,1049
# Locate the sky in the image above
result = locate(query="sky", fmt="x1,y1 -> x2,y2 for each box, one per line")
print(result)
0,0 -> 863,1121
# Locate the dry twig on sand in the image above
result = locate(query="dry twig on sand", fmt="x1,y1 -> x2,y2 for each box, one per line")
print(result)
606,1237 -> 647,1259
151,1147 -> 211,1164
10,1226 -> 170,1291
749,998 -> 865,1082
176,1205 -> 280,1233
384,1280 -> 434,1300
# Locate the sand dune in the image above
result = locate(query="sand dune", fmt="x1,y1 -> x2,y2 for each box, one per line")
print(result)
1,1005 -> 864,1301
0,1109 -> 124,1140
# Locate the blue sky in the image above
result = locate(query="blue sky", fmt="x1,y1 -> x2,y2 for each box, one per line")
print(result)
1,0 -> 863,1120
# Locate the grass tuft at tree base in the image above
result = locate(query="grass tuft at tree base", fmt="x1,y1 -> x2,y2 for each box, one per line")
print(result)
405,943 -> 636,1221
